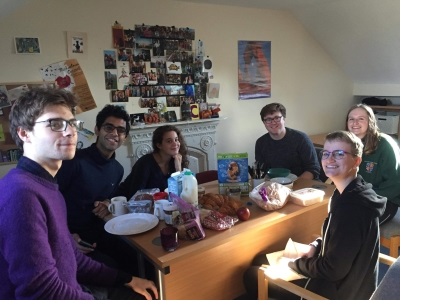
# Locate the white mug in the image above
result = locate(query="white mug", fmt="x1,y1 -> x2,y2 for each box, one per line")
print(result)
154,200 -> 169,220
108,196 -> 128,217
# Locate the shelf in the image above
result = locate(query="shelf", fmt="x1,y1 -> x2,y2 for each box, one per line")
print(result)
370,105 -> 400,112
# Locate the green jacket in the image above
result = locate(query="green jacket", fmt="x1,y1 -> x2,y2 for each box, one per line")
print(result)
359,133 -> 400,205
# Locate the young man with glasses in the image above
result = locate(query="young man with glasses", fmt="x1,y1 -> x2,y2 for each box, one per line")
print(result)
56,104 -> 140,277
0,88 -> 157,299
243,131 -> 386,299
255,103 -> 320,180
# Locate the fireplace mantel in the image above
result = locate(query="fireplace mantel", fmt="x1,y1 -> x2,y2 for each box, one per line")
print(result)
127,118 -> 223,174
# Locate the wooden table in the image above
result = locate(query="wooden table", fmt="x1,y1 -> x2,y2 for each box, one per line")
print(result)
124,179 -> 336,300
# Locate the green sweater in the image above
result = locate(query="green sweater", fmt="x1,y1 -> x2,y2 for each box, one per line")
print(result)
359,133 -> 400,206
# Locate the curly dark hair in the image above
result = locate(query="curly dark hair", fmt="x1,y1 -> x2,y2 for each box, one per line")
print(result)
9,87 -> 78,150
152,125 -> 189,168
259,102 -> 286,121
96,104 -> 131,136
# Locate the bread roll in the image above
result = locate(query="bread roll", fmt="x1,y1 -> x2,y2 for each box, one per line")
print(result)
199,193 -> 243,215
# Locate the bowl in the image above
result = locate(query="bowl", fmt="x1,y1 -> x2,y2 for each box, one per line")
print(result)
271,177 -> 294,189
126,200 -> 151,213
271,177 -> 292,185
267,168 -> 291,179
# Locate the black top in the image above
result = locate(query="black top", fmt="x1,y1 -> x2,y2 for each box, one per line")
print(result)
289,175 -> 387,299
114,153 -> 176,200
56,144 -> 124,239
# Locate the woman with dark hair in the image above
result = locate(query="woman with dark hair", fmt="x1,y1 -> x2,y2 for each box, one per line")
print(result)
345,103 -> 400,225
115,125 -> 189,199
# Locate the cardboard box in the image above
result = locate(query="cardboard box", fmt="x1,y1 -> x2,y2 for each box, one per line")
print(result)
167,171 -> 184,198
217,153 -> 249,196
167,168 -> 193,198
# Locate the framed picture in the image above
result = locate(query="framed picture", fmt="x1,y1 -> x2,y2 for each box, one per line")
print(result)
67,31 -> 87,57
14,37 -> 41,54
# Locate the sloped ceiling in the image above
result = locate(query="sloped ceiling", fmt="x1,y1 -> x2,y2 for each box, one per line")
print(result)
1,0 -> 400,86
172,0 -> 400,86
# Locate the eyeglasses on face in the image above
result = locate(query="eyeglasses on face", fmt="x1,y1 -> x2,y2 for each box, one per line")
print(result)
35,118 -> 84,132
102,123 -> 127,135
263,116 -> 283,124
319,149 -> 356,160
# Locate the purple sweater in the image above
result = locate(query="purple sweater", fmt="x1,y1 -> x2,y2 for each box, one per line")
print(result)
0,159 -> 119,299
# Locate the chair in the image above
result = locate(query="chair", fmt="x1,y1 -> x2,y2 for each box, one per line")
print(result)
371,256 -> 400,300
380,209 -> 400,258
258,253 -> 398,300
195,170 -> 218,185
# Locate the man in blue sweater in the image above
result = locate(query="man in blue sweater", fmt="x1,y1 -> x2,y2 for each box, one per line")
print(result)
0,88 -> 158,299
56,104 -> 140,276
255,103 -> 320,180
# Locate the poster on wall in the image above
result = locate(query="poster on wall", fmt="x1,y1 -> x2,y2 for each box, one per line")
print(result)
39,59 -> 97,113
67,31 -> 87,57
14,37 -> 41,54
238,41 -> 271,100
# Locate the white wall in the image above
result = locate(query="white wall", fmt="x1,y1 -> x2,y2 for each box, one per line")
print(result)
0,0 -> 354,178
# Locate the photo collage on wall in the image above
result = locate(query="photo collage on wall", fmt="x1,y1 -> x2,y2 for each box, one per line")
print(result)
104,22 -> 211,127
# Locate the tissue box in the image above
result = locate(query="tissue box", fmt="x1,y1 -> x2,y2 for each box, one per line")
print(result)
290,188 -> 325,206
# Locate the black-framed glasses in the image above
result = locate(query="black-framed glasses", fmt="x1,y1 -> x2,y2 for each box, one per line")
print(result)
319,149 -> 356,160
102,124 -> 127,135
263,116 -> 283,124
35,118 -> 83,132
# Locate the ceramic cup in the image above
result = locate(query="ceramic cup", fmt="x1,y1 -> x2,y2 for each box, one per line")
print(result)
154,199 -> 169,220
160,226 -> 179,252
108,196 -> 128,217
252,179 -> 265,188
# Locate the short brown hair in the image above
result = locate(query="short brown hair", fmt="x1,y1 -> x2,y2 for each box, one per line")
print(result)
9,87 -> 78,149
325,130 -> 364,157
260,103 -> 286,121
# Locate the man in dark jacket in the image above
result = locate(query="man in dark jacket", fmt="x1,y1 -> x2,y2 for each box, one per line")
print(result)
56,105 -> 139,276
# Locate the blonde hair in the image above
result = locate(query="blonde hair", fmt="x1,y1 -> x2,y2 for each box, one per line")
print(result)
345,103 -> 380,155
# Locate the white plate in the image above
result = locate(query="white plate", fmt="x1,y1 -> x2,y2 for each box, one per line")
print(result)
104,213 -> 159,235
